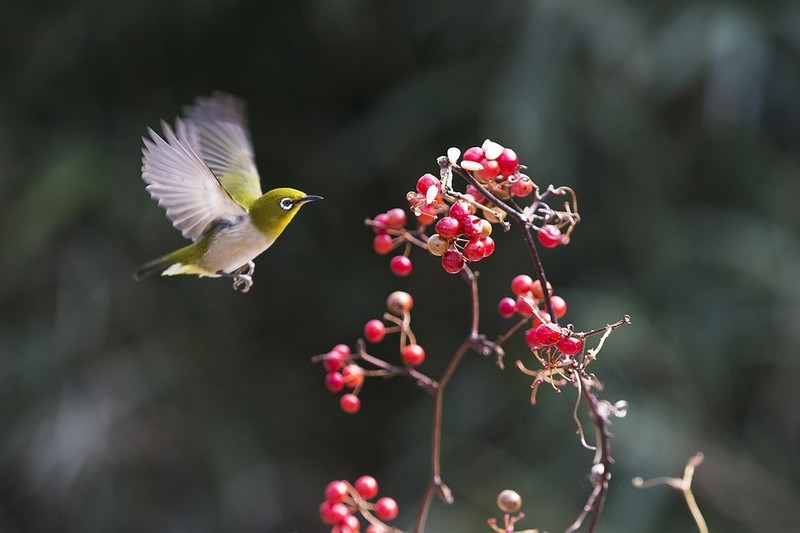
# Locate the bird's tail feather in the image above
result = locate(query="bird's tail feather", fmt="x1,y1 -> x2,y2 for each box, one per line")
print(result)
133,256 -> 171,281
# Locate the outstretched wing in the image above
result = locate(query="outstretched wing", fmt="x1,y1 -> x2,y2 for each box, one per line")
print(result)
142,118 -> 247,242
183,93 -> 263,207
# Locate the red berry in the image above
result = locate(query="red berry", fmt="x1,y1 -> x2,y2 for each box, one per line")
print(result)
374,497 -> 399,521
524,328 -> 540,348
534,323 -> 563,345
320,501 -> 349,525
462,146 -> 485,162
340,513 -> 360,531
389,256 -> 413,277
448,200 -> 473,222
474,158 -> 500,181
373,213 -> 389,235
497,148 -> 519,175
373,234 -> 394,255
385,208 -> 407,228
416,173 -> 440,195
550,295 -> 567,318
480,236 -> 495,258
364,319 -> 386,343
434,216 -> 460,240
366,526 -> 386,533
463,239 -> 485,262
333,344 -> 351,355
401,344 -> 425,366
465,184 -> 485,203
498,297 -> 516,318
556,336 -> 583,356
342,364 -> 364,389
510,176 -> 533,197
354,475 -> 379,500
325,372 -> 345,392
340,393 -> 361,414
323,350 -> 347,372
415,204 -> 437,225
325,480 -> 349,503
530,280 -> 552,300
537,225 -> 563,248
511,274 -> 533,296
460,215 -> 483,239
531,312 -> 551,327
441,249 -> 465,274
515,296 -> 535,317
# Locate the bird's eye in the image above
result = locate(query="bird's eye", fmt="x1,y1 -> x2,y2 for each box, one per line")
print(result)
279,198 -> 294,210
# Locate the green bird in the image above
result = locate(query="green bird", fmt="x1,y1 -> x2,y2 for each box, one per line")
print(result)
134,93 -> 322,292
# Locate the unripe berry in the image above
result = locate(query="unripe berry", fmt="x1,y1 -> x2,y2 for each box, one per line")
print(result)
556,336 -> 583,356
354,475 -> 379,500
374,497 -> 399,521
511,274 -> 533,296
340,393 -> 361,414
373,234 -> 394,255
497,489 -> 523,513
389,255 -> 413,277
386,291 -> 414,313
498,297 -> 516,318
325,480 -> 349,503
325,371 -> 345,392
435,216 -> 460,240
448,200 -> 473,222
534,323 -> 563,345
537,225 -> 563,248
427,234 -> 449,256
462,146 -> 485,162
385,208 -> 407,228
364,319 -> 386,343
401,344 -> 425,366
441,249 -> 465,274
463,239 -> 485,262
496,148 -> 519,176
416,173 -> 440,195
366,525 -> 386,533
460,215 -> 483,239
480,218 -> 492,237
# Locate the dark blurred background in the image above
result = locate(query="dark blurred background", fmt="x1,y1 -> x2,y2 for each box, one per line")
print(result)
1,1 -> 799,531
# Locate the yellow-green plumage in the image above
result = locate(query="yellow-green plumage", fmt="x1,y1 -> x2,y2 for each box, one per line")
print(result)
134,93 -> 321,290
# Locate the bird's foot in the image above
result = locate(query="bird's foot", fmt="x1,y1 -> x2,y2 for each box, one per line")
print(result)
241,261 -> 256,277
232,274 -> 253,293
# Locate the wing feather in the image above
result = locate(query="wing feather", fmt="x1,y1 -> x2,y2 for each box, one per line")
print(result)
141,118 -> 246,242
183,93 -> 263,206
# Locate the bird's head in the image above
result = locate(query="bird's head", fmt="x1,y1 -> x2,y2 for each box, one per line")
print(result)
250,187 -> 323,239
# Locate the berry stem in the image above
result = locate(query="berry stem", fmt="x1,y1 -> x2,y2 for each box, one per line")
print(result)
352,339 -> 438,394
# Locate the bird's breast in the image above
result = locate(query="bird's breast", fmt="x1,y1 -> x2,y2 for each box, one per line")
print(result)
199,219 -> 274,274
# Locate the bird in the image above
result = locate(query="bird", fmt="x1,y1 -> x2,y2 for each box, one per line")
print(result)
134,93 -> 322,293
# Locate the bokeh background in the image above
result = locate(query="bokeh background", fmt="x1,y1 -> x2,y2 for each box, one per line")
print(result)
2,1 -> 799,531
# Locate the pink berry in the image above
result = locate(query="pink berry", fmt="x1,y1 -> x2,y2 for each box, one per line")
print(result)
463,239 -> 485,262
342,364 -> 364,389
364,319 -> 386,343
510,176 -> 533,197
389,256 -> 413,277
340,513 -> 360,531
480,236 -> 495,257
366,526 -> 386,533
462,146 -> 484,162
511,274 -> 533,296
415,204 -> 437,225
524,328 -> 540,348
537,225 -> 563,248
323,350 -> 347,372
441,249 -> 465,274
401,344 -> 425,366
498,297 -> 516,318
556,336 -> 583,356
534,323 -> 563,345
550,295 -> 567,318
340,393 -> 361,414
374,497 -> 399,521
385,208 -> 407,228
497,148 -> 519,175
373,213 -> 389,235
515,296 -> 535,317
325,372 -> 345,392
434,216 -> 460,240
416,173 -> 441,195
373,234 -> 394,255
465,184 -> 485,203
448,200 -> 473,222
474,158 -> 500,181
325,480 -> 349,503
460,215 -> 483,239
354,475 -> 379,500
320,501 -> 349,525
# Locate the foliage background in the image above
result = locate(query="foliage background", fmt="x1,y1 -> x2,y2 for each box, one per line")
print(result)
1,1 -> 799,531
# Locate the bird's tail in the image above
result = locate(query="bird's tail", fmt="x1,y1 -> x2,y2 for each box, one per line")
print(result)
133,256 -> 172,281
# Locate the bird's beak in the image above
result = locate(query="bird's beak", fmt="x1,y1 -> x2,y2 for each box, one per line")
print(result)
299,194 -> 324,204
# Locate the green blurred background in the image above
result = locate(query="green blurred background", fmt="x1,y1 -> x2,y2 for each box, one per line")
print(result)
2,1 -> 799,531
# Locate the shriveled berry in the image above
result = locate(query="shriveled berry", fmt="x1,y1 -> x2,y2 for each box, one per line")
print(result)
364,319 -> 386,343
389,256 -> 413,277
537,225 -> 563,248
511,274 -> 533,296
556,336 -> 583,356
463,239 -> 485,262
462,146 -> 485,162
340,393 -> 361,414
387,291 -> 413,313
435,216 -> 460,240
374,497 -> 399,521
427,234 -> 449,256
373,234 -> 394,255
460,215 -> 483,239
401,344 -> 425,366
325,372 -> 345,392
354,475 -> 379,500
385,208 -> 407,228
441,249 -> 465,274
448,200 -> 473,222
498,297 -> 516,318
496,148 -> 519,175
325,480 -> 349,503
534,323 -> 563,345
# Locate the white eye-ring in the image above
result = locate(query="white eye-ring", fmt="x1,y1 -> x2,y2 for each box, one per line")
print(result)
279,197 -> 294,210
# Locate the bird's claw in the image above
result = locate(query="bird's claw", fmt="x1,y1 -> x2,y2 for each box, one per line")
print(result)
232,274 -> 253,293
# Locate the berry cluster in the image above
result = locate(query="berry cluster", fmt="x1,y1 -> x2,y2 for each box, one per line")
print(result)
363,290 -> 425,367
497,274 -> 570,345
459,139 -> 534,199
318,344 -> 365,414
319,476 -> 400,533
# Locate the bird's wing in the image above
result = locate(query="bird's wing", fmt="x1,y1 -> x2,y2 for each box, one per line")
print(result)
142,118 -> 247,242
183,93 -> 263,207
